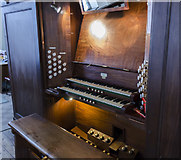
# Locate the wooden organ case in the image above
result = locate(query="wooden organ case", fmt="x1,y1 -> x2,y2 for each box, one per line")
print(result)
45,2 -> 148,159
4,1 -> 179,159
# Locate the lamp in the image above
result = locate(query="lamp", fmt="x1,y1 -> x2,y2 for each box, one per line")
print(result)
90,20 -> 106,39
50,2 -> 62,14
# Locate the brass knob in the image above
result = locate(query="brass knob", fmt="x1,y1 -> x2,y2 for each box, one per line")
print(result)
105,138 -> 110,143
128,148 -> 135,155
94,133 -> 99,137
41,156 -> 48,160
128,150 -> 134,155
90,130 -> 94,135
99,136 -> 104,140
121,146 -> 127,151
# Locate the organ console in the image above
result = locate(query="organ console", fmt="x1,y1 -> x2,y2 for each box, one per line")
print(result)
3,1 -> 179,159
2,1 -> 148,159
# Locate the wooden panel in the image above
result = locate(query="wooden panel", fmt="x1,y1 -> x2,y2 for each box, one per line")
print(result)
15,134 -> 31,158
73,63 -> 138,90
159,3 -> 179,158
75,2 -> 147,72
2,2 -> 43,117
45,98 -> 76,130
70,2 -> 83,59
9,114 -> 111,158
115,114 -> 146,155
75,100 -> 115,136
146,2 -> 172,157
41,2 -> 72,88
74,101 -> 146,154
146,2 -> 180,158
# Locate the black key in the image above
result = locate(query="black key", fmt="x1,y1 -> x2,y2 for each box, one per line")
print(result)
113,99 -> 122,103
121,100 -> 129,104
105,97 -> 115,100
98,95 -> 106,98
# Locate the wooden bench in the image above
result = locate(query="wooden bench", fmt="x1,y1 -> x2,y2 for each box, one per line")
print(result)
9,114 -> 111,159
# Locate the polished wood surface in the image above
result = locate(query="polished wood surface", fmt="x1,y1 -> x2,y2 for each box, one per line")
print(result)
159,3 -> 179,157
75,2 -> 147,72
74,100 -> 146,154
2,2 -> 44,117
70,3 -> 83,59
39,97 -> 146,155
41,3 -> 72,88
46,98 -> 76,130
73,63 -> 138,90
146,2 -> 180,158
40,2 -> 82,88
9,114 -> 111,158
2,2 -> 82,118
2,2 -> 180,158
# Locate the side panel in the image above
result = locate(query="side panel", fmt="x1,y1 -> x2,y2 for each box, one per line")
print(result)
159,3 -> 179,157
2,2 -> 43,117
146,2 -> 180,158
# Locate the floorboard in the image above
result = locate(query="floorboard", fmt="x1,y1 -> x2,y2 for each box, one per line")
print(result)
0,93 -> 15,158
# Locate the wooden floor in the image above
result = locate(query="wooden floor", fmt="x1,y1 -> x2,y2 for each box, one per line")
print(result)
0,93 -> 15,159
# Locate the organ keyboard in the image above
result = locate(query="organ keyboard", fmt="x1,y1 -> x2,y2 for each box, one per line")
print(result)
58,86 -> 132,111
58,78 -> 143,119
66,78 -> 140,102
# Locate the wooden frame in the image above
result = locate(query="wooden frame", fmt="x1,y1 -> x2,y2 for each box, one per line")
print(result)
146,2 -> 179,158
79,0 -> 129,15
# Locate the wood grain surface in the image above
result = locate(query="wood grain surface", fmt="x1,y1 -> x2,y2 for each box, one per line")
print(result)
75,2 -> 147,72
41,3 -> 72,88
146,2 -> 180,158
2,2 -> 44,117
73,63 -> 138,90
9,114 -> 111,159
74,100 -> 146,153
